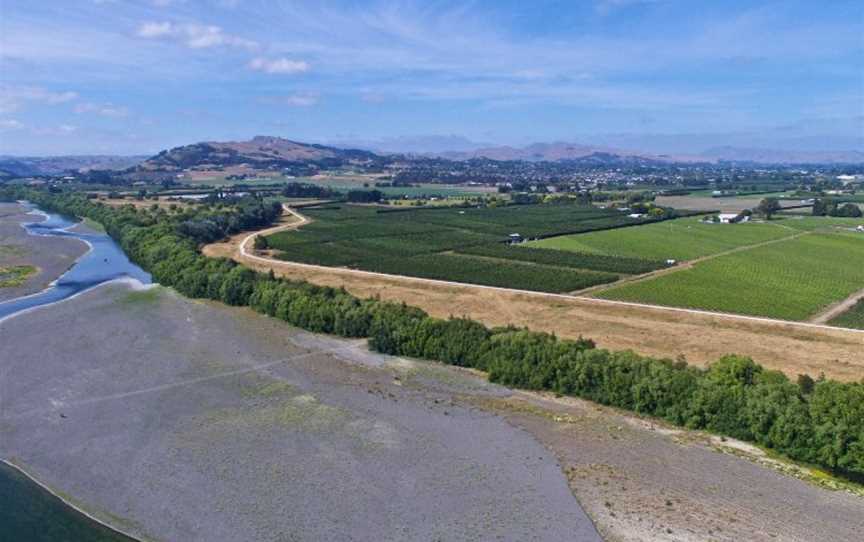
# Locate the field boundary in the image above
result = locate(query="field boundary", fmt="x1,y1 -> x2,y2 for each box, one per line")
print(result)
232,206 -> 864,336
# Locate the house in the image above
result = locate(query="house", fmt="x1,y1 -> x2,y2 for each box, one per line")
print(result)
718,213 -> 747,224
508,233 -> 523,243
857,225 -> 864,233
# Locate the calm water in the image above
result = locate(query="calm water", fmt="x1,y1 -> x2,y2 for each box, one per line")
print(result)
1,205 -> 150,541
0,205 -> 151,320
0,463 -> 137,542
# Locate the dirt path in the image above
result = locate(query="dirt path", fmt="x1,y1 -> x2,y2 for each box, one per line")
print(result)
204,206 -> 864,382
810,287 -> 864,324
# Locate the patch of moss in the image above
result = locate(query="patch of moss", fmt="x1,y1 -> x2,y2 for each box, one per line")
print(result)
118,287 -> 161,306
0,265 -> 36,287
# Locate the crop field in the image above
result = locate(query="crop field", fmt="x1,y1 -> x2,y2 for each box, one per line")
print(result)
266,203 -> 672,292
769,215 -> 864,232
829,299 -> 864,330
529,216 -> 793,261
595,232 -> 864,321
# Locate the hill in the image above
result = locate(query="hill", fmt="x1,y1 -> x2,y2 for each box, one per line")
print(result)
0,155 -> 148,177
138,136 -> 379,171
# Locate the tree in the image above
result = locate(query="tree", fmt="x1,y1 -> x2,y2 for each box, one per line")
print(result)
253,235 -> 269,250
755,198 -> 781,220
832,203 -> 862,218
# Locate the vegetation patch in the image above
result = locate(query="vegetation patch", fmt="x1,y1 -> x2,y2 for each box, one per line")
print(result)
596,233 -> 864,321
0,265 -> 36,288
118,287 -> 161,306
266,202 -> 692,292
829,299 -> 864,330
530,217 -> 793,261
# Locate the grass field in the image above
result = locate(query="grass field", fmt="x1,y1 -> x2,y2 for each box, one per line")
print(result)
530,217 -> 793,261
595,232 -> 864,321
769,215 -> 864,232
266,203 -> 672,292
829,299 -> 864,330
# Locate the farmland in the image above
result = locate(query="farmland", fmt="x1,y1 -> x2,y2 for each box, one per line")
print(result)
829,299 -> 864,329
530,216 -> 794,261
596,232 -> 864,321
265,203 -> 676,292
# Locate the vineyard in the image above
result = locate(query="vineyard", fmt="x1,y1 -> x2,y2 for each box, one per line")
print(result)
530,216 -> 794,261
596,232 -> 864,321
266,203 -> 676,292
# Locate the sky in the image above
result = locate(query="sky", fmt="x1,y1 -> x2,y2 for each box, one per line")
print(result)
0,0 -> 862,156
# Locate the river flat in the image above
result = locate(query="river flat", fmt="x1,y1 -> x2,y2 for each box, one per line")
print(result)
0,281 -> 600,541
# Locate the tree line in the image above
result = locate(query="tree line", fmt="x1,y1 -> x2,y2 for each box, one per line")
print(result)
2,186 -> 861,481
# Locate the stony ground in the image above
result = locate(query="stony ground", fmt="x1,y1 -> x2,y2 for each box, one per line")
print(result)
0,202 -> 88,302
2,281 -> 862,541
0,283 -> 599,542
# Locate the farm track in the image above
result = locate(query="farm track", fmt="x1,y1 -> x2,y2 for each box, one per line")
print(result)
202,205 -> 864,381
810,287 -> 864,324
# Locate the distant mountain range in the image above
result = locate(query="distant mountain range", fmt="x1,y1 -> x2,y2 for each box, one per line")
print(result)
2,135 -> 862,178
0,155 -> 148,177
331,138 -> 863,165
698,146 -> 864,165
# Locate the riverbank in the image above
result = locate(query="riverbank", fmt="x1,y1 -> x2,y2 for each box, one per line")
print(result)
0,202 -> 89,302
2,280 -> 861,541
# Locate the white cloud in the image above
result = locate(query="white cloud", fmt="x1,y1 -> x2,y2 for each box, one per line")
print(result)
248,57 -> 309,74
137,21 -> 174,38
136,21 -> 258,50
0,119 -> 25,130
0,86 -> 78,114
74,102 -> 130,118
262,93 -> 319,107
30,124 -> 78,136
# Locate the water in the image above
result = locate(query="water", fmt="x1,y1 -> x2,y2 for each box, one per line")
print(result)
0,463 -> 137,542
0,205 -> 151,320
1,204 -> 150,541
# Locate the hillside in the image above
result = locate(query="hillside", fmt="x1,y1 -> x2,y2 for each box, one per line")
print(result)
139,136 -> 379,171
700,146 -> 864,164
0,155 -> 148,177
432,142 -> 700,163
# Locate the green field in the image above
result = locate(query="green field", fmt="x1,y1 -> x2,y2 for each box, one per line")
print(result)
530,217 -> 794,261
266,203 -> 673,292
595,232 -> 864,320
829,299 -> 864,330
769,215 -> 864,232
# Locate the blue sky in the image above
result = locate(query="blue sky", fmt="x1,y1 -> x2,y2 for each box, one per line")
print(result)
0,0 -> 862,155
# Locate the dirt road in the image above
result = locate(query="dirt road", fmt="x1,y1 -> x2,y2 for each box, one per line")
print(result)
204,206 -> 864,382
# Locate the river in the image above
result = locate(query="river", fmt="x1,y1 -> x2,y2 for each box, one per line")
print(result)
0,204 -> 151,320
1,204 -> 149,541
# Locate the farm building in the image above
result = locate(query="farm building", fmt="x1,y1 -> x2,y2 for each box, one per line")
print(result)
718,213 -> 748,224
